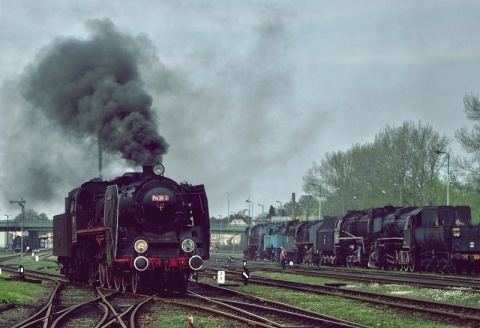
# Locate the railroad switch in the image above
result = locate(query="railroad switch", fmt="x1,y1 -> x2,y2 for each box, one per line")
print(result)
5,265 -> 42,283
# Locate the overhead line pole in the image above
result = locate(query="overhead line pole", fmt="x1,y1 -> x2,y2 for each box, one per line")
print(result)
10,198 -> 26,258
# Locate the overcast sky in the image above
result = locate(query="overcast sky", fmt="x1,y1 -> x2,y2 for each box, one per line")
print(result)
1,1 -> 480,220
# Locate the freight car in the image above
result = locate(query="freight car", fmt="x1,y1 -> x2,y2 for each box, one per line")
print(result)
53,163 -> 210,294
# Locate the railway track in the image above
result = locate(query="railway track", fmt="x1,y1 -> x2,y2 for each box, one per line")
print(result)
0,266 -> 152,328
295,263 -> 480,286
215,270 -> 480,327
185,281 -> 369,327
1,264 -> 370,327
4,253 -> 478,327
210,257 -> 480,290
264,266 -> 480,289
51,287 -> 152,328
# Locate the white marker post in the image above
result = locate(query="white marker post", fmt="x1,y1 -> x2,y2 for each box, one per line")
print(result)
217,271 -> 225,284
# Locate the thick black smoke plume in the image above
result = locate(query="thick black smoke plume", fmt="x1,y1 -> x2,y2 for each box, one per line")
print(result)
21,18 -> 169,166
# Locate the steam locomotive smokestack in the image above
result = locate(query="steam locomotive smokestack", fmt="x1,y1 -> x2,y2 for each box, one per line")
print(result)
98,133 -> 103,180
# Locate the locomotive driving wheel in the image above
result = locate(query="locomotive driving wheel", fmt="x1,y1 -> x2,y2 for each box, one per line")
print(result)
466,266 -> 473,275
89,265 -> 97,286
474,266 -> 480,276
408,262 -> 415,272
451,262 -> 459,274
408,252 -> 415,272
122,274 -> 130,292
132,271 -> 141,294
114,274 -> 122,291
106,269 -> 113,289
346,256 -> 354,268
394,250 -> 399,270
98,263 -> 107,287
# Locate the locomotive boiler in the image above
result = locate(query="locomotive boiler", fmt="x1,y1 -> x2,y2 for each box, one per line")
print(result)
53,163 -> 210,294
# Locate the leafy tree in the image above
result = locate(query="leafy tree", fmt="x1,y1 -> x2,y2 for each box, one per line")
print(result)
297,194 -> 317,220
303,120 -> 450,214
37,213 -> 49,221
375,121 -> 449,206
14,209 -> 50,222
455,93 -> 480,180
268,205 -> 275,219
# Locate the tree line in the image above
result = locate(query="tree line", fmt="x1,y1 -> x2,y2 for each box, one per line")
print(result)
215,94 -> 480,224
296,93 -> 480,223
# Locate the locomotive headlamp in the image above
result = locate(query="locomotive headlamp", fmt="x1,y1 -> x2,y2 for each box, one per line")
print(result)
134,239 -> 148,253
181,239 -> 195,253
452,227 -> 460,238
189,255 -> 204,270
153,163 -> 165,176
134,256 -> 149,271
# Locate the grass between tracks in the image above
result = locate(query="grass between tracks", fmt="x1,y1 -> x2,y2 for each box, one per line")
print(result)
198,271 -> 477,328
139,304 -> 247,328
258,271 -> 480,308
0,253 -> 58,305
0,275 -> 47,304
1,252 -> 59,273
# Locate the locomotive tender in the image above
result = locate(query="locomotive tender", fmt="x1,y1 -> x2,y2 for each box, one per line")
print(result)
244,205 -> 480,274
53,163 -> 210,294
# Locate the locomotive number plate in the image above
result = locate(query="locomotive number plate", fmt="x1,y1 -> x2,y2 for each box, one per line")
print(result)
152,195 -> 169,202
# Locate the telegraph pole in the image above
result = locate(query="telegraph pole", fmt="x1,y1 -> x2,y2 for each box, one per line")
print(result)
10,199 -> 26,258
4,214 -> 10,251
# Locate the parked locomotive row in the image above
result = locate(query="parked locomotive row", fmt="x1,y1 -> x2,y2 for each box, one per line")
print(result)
242,205 -> 480,275
53,163 -> 211,294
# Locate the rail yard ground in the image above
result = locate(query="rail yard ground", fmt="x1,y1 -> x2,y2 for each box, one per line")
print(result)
228,271 -> 479,327
0,252 -> 478,327
241,268 -> 480,309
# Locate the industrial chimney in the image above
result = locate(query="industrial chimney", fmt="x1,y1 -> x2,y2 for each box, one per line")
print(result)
291,193 -> 296,220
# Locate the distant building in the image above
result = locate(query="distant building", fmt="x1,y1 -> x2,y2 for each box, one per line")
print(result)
268,215 -> 308,222
210,216 -> 249,249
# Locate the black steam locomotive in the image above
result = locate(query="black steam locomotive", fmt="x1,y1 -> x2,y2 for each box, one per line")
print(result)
12,235 -> 31,253
53,163 -> 210,294
243,205 -> 480,275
